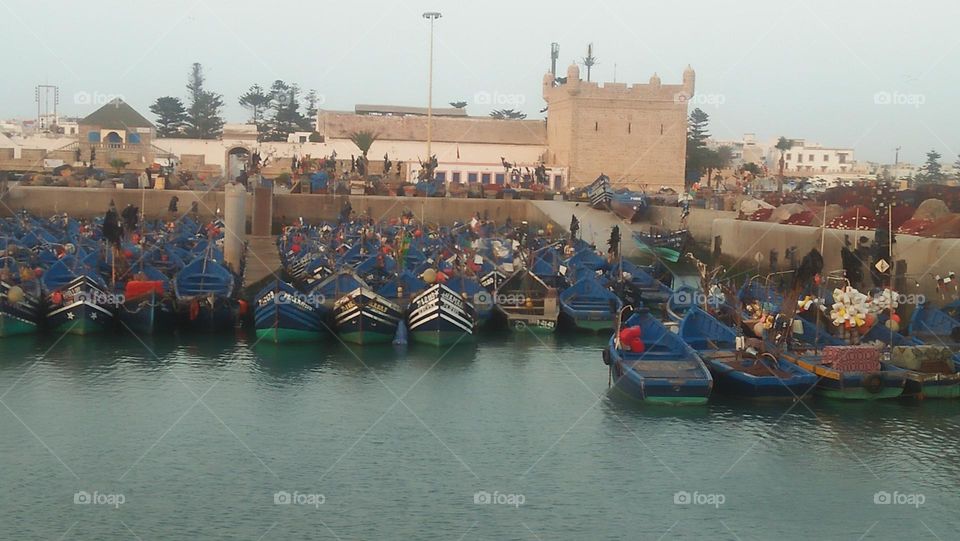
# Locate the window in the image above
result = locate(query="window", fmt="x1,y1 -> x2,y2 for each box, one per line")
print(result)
467,173 -> 478,183
435,171 -> 446,182
87,132 -> 100,143
452,172 -> 461,183
797,154 -> 802,163
628,122 -> 632,134
786,153 -> 791,160
128,133 -> 141,144
809,154 -> 814,161
554,175 -> 562,190
495,173 -> 505,185
299,136 -> 307,143
838,154 -> 847,164
481,173 -> 491,183
824,154 -> 829,162
594,121 -> 598,131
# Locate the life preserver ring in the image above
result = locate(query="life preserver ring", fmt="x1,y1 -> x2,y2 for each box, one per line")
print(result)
189,300 -> 200,321
863,373 -> 884,394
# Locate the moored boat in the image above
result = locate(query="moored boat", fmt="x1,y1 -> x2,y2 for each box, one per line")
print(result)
604,308 -> 713,405
407,283 -> 476,346
254,279 -> 323,343
559,275 -> 621,332
494,269 -> 559,333
0,278 -> 42,337
174,256 -> 237,332
679,306 -> 816,399
609,190 -> 647,223
333,287 -> 403,345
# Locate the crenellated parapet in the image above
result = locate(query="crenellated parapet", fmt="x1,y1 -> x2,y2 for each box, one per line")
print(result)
543,64 -> 695,104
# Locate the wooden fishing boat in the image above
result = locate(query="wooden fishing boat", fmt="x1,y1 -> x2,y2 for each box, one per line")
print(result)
254,279 -> 324,343
118,275 -> 175,336
609,190 -> 647,223
407,283 -> 476,347
333,287 -> 404,345
604,308 -> 713,405
586,175 -> 612,210
445,274 -> 494,327
908,301 -> 960,343
44,273 -> 116,335
679,307 -> 816,399
612,260 -> 673,307
0,278 -> 41,337
559,276 -> 622,332
864,323 -> 960,399
173,256 -> 237,332
632,228 -> 689,263
494,269 -> 559,333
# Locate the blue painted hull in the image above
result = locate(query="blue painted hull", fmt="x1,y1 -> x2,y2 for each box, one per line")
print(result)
254,281 -> 323,342
333,288 -> 403,345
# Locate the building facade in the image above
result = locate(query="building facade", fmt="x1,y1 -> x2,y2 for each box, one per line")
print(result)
766,139 -> 858,175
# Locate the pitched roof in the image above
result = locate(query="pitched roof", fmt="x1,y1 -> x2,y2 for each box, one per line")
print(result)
81,99 -> 154,130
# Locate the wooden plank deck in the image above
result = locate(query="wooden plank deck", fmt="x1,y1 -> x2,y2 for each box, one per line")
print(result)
242,235 -> 282,294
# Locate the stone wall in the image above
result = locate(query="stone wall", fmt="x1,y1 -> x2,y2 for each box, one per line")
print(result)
319,111 -> 546,146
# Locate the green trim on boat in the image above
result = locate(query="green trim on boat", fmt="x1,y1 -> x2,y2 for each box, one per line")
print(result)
410,330 -> 473,347
337,331 -> 392,345
0,317 -> 38,337
817,387 -> 904,400
255,328 -> 321,344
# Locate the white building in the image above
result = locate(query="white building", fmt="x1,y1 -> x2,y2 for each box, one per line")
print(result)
766,139 -> 857,175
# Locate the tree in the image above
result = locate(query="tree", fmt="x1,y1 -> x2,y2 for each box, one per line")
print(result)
490,109 -> 527,120
238,84 -> 272,135
449,101 -> 467,109
684,108 -> 711,186
149,96 -> 187,138
263,80 -> 312,141
349,130 -> 378,157
740,162 -> 762,176
109,158 -> 129,174
775,136 -> 793,193
184,62 -> 225,139
915,149 -> 945,185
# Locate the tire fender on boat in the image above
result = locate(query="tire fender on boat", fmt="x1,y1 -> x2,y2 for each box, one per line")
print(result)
602,347 -> 611,366
863,373 -> 884,394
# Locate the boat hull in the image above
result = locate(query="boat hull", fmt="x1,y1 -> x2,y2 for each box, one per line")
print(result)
782,353 -> 905,400
177,297 -> 237,333
334,288 -> 403,345
254,282 -> 323,343
47,301 -> 115,335
119,293 -> 176,336
407,284 -> 476,347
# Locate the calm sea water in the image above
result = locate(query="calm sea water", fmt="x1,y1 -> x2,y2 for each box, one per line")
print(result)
1,330 -> 959,540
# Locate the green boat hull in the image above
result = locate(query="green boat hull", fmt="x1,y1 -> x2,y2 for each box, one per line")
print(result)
337,331 -> 393,345
0,316 -> 38,337
255,327 -> 321,344
51,318 -> 108,336
410,329 -> 473,347
816,387 -> 904,400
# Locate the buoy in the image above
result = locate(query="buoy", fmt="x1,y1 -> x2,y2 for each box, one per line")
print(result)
422,268 -> 437,284
238,299 -> 248,316
7,286 -> 24,304
51,291 -> 63,305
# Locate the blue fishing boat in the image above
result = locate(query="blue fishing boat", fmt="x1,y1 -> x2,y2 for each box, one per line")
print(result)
632,228 -> 689,263
333,287 -> 404,345
407,283 -> 476,346
495,269 -> 559,333
445,274 -> 494,327
0,258 -> 42,337
609,189 -> 647,223
173,256 -> 237,332
586,174 -> 612,210
309,269 -> 367,326
865,322 -> 960,399
775,319 -> 905,400
118,270 -> 176,336
679,307 -> 816,399
604,309 -> 713,405
43,271 -> 116,335
559,276 -> 622,332
908,301 -> 960,343
254,279 -> 324,343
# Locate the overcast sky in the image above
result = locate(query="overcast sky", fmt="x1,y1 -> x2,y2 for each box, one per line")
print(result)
4,0 -> 958,164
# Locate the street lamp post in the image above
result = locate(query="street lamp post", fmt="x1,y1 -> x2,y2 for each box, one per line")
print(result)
423,11 -> 441,168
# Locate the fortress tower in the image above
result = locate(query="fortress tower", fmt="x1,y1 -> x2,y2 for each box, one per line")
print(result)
543,64 -> 694,190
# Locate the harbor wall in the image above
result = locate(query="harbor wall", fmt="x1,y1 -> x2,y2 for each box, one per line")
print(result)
1,186 -> 551,230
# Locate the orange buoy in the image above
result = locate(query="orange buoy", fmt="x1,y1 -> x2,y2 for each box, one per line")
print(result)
238,299 -> 249,316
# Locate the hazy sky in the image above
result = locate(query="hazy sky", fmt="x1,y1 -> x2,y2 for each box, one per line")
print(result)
4,0 -> 958,164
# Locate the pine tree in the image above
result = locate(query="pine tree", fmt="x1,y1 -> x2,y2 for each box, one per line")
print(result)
149,96 -> 187,138
915,149 -> 945,184
264,80 -> 312,141
238,84 -> 272,136
184,62 -> 224,139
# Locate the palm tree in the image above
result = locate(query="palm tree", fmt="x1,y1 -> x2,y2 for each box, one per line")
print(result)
348,130 -> 378,157
109,158 -> 129,175
775,136 -> 792,193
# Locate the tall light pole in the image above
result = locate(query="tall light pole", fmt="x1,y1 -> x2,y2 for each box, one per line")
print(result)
423,11 -> 441,166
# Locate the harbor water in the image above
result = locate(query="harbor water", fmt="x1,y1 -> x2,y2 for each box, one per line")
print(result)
1,331 -> 958,540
